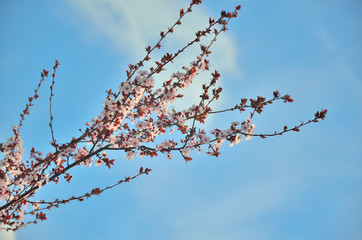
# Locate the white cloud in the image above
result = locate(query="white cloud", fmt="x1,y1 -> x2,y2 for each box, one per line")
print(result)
168,178 -> 297,240
63,0 -> 241,107
0,229 -> 15,240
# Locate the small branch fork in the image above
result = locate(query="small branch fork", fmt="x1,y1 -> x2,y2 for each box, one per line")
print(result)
18,167 -> 151,227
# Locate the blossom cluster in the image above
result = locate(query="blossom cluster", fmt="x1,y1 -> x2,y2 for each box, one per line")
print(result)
0,1 -> 327,231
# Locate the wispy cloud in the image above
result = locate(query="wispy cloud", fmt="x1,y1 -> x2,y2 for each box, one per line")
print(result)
0,229 -> 15,240
168,177 -> 298,240
134,164 -> 304,240
64,0 -> 239,70
63,0 -> 240,107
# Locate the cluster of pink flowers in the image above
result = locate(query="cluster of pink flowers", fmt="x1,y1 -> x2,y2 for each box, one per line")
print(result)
0,0 -> 327,231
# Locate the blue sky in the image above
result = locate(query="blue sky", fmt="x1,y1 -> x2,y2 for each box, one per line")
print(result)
0,0 -> 361,239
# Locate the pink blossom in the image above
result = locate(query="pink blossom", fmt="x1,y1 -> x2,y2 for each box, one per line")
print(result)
119,81 -> 133,95
33,202 -> 39,211
73,147 -> 89,162
125,150 -> 136,160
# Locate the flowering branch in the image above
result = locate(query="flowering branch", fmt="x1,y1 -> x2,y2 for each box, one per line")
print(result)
0,1 -> 326,231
